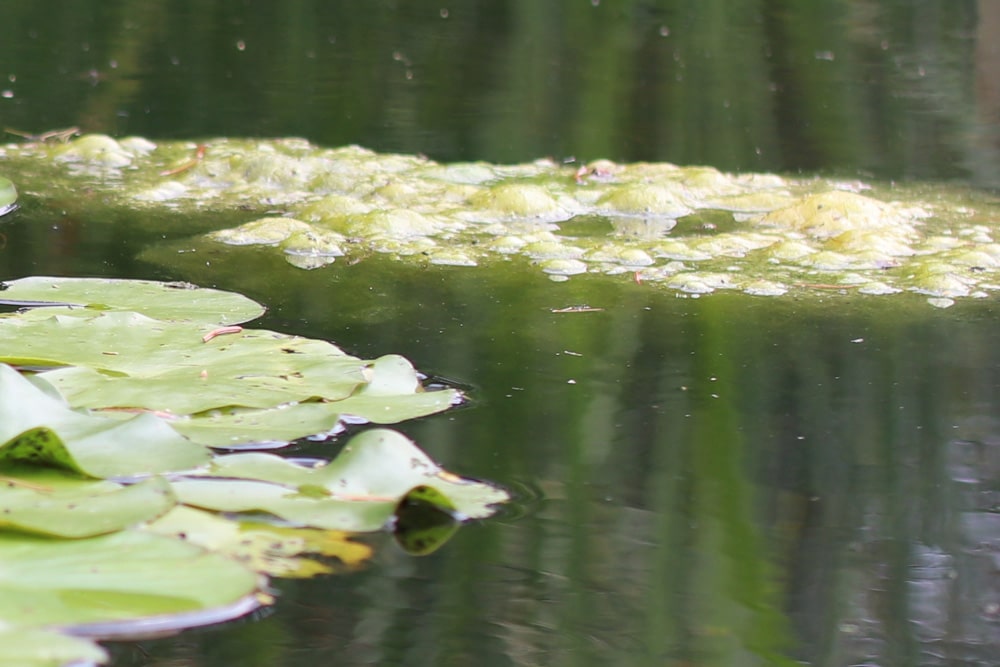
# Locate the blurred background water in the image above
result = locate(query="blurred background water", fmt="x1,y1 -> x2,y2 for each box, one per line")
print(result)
0,1 -> 998,665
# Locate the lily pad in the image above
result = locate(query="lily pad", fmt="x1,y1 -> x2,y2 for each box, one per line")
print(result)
0,276 -> 264,325
0,629 -> 106,667
174,429 -> 509,528
144,505 -> 372,578
0,176 -> 16,217
168,476 -> 401,532
0,529 -> 261,632
0,275 -> 507,667
0,472 -> 175,537
19,313 -> 368,412
0,301 -> 459,447
0,364 -> 211,478
171,386 -> 461,449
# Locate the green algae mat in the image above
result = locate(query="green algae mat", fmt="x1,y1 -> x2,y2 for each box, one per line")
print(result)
0,277 -> 507,667
4,134 -> 999,307
0,133 -> 998,665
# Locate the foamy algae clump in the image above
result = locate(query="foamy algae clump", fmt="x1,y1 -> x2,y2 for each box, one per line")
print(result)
3,134 -> 998,304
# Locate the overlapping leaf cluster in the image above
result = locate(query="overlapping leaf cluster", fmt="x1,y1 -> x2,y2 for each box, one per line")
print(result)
0,277 -> 507,667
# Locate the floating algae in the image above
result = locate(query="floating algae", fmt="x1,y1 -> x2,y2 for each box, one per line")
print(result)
3,134 -> 1000,302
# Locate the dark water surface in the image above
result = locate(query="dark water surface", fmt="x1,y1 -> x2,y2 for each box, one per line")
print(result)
1,2 -> 999,666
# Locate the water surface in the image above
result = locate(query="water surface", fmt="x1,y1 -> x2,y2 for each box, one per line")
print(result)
0,1 -> 998,666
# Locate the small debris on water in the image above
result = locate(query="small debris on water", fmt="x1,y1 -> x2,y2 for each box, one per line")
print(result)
550,305 -> 604,313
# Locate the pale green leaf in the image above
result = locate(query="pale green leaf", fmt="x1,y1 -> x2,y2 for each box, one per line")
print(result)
0,530 -> 261,632
173,387 -> 460,448
0,628 -> 106,667
183,429 -> 509,522
0,473 -> 175,538
0,364 -> 211,478
11,312 -> 365,412
169,477 -> 399,532
0,276 -> 264,324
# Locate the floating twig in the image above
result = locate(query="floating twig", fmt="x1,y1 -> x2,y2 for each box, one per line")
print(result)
96,406 -> 178,419
202,325 -> 243,342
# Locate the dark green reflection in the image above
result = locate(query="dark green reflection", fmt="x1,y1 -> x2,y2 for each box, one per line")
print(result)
98,239 -> 1000,666
0,0 -> 983,179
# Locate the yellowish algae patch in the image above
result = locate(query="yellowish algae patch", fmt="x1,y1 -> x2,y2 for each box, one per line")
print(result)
4,134 -> 1000,304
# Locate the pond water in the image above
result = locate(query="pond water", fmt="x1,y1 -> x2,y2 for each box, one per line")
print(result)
1,1 -> 999,666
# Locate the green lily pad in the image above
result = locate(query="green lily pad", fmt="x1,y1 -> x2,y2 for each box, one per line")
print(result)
0,628 -> 106,667
0,274 -> 507,667
168,476 -> 400,532
172,429 -> 508,529
21,313 -> 367,412
0,307 -> 458,448
0,472 -> 175,537
0,529 -> 261,632
0,176 -> 16,217
171,385 -> 460,449
0,276 -> 264,325
0,364 -> 211,478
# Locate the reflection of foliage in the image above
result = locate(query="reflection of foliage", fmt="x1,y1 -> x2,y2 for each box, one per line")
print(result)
75,248 -> 1000,665
0,0 -> 979,177
0,278 -> 507,667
